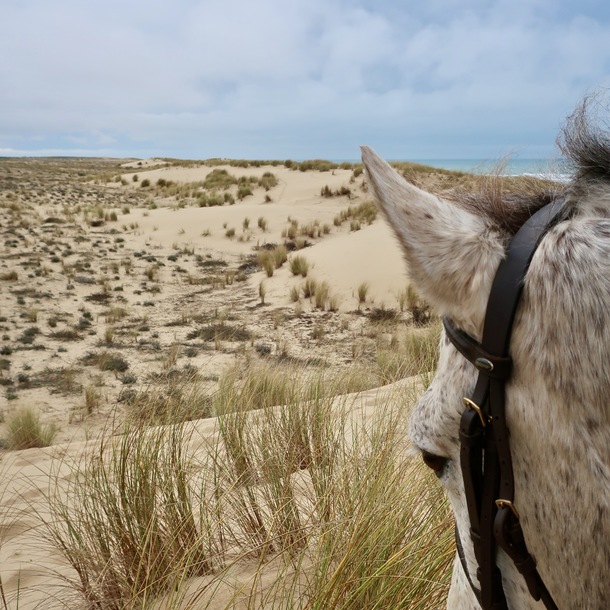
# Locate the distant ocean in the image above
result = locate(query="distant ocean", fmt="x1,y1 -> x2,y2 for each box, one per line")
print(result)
408,158 -> 572,181
336,157 -> 572,181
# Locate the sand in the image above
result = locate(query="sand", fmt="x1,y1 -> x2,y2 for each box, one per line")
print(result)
0,158 -> 421,608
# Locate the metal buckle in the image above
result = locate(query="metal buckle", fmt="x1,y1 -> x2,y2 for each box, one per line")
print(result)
462,397 -> 489,428
495,499 -> 520,519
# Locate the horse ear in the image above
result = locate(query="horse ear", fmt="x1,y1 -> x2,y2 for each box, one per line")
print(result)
361,146 -> 504,326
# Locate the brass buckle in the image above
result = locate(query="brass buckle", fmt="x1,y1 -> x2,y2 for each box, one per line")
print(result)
462,397 -> 489,428
496,499 -> 520,519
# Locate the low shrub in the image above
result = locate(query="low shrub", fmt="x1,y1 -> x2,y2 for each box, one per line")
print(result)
259,172 -> 278,190
237,185 -> 253,200
81,351 -> 129,373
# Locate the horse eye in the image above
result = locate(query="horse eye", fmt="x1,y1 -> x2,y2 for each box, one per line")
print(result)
421,451 -> 448,476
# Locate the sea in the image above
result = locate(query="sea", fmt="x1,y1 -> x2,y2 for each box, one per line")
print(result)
408,158 -> 572,182
336,157 -> 572,182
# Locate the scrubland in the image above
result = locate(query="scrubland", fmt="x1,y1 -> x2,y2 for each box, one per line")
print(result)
0,155 -> 481,609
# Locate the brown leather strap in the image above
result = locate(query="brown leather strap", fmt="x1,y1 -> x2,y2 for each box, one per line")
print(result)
444,323 -> 512,380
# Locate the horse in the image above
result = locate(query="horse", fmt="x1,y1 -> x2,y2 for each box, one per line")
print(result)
361,99 -> 610,609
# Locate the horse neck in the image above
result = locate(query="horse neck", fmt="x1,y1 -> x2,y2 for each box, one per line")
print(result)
507,295 -> 610,606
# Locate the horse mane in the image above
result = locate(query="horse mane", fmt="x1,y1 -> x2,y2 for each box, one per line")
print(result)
439,94 -> 610,235
558,94 -> 610,184
449,178 -> 559,236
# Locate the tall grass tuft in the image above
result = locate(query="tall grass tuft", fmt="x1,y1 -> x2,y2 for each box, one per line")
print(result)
40,359 -> 452,609
377,321 -> 442,387
272,244 -> 288,268
43,421 -> 222,609
289,255 -> 309,277
5,408 -> 57,449
357,282 -> 369,308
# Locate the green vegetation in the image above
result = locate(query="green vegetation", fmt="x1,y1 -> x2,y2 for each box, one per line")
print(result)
237,185 -> 253,200
257,245 -> 288,277
197,191 -> 224,207
259,171 -> 278,190
289,254 -> 309,277
334,200 -> 378,228
81,351 -> 129,373
40,360 -> 451,609
5,407 -> 57,449
321,184 -> 352,198
357,282 -> 369,307
203,168 -> 237,190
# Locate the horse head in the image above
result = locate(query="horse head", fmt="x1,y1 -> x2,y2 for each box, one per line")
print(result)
362,100 -> 610,609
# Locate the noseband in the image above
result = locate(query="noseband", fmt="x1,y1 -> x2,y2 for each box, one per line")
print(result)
443,198 -> 568,610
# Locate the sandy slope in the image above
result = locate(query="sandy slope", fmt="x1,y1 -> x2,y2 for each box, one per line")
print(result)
0,380 -> 419,610
0,159 -> 421,608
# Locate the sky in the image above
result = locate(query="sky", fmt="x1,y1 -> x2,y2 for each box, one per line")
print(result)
1,0 -> 610,160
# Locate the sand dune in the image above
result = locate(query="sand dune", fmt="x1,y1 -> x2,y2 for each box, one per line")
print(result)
0,157 -> 442,608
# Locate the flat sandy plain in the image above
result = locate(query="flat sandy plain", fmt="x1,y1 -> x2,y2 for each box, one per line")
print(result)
0,156 -> 471,608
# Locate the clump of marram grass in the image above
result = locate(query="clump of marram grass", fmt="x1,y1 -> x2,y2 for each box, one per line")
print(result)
334,200 -> 378,228
105,306 -> 128,323
376,321 -> 442,386
300,220 -> 322,239
186,323 -> 251,343
357,281 -> 369,308
283,219 -> 298,239
289,285 -> 300,302
39,354 -> 451,610
369,305 -> 399,323
314,280 -> 330,310
5,407 -> 57,449
42,420 -> 220,609
195,373 -> 452,608
289,254 -> 309,277
258,251 -> 275,277
81,351 -> 129,373
302,277 -> 317,299
203,168 -> 237,190
405,285 -> 433,326
272,244 -> 288,268
237,185 -> 253,200
259,171 -> 278,190
84,384 -> 102,414
125,370 -> 214,424
258,245 -> 287,277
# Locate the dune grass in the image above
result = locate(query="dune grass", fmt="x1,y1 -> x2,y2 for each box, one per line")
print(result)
5,407 -> 57,449
290,254 -> 309,277
376,321 -> 442,387
37,338 -> 450,609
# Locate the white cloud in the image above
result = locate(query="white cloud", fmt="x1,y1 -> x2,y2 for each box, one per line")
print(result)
1,0 -> 609,158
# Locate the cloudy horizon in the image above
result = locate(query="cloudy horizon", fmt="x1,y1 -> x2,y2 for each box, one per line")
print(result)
2,0 -> 610,161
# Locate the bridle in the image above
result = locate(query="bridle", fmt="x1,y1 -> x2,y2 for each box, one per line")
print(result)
443,198 -> 568,610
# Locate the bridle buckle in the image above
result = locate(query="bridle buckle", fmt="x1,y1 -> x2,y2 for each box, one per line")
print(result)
462,397 -> 489,428
495,499 -> 520,519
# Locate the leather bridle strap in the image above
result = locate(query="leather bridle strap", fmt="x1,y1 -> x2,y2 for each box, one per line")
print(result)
444,198 -> 567,610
